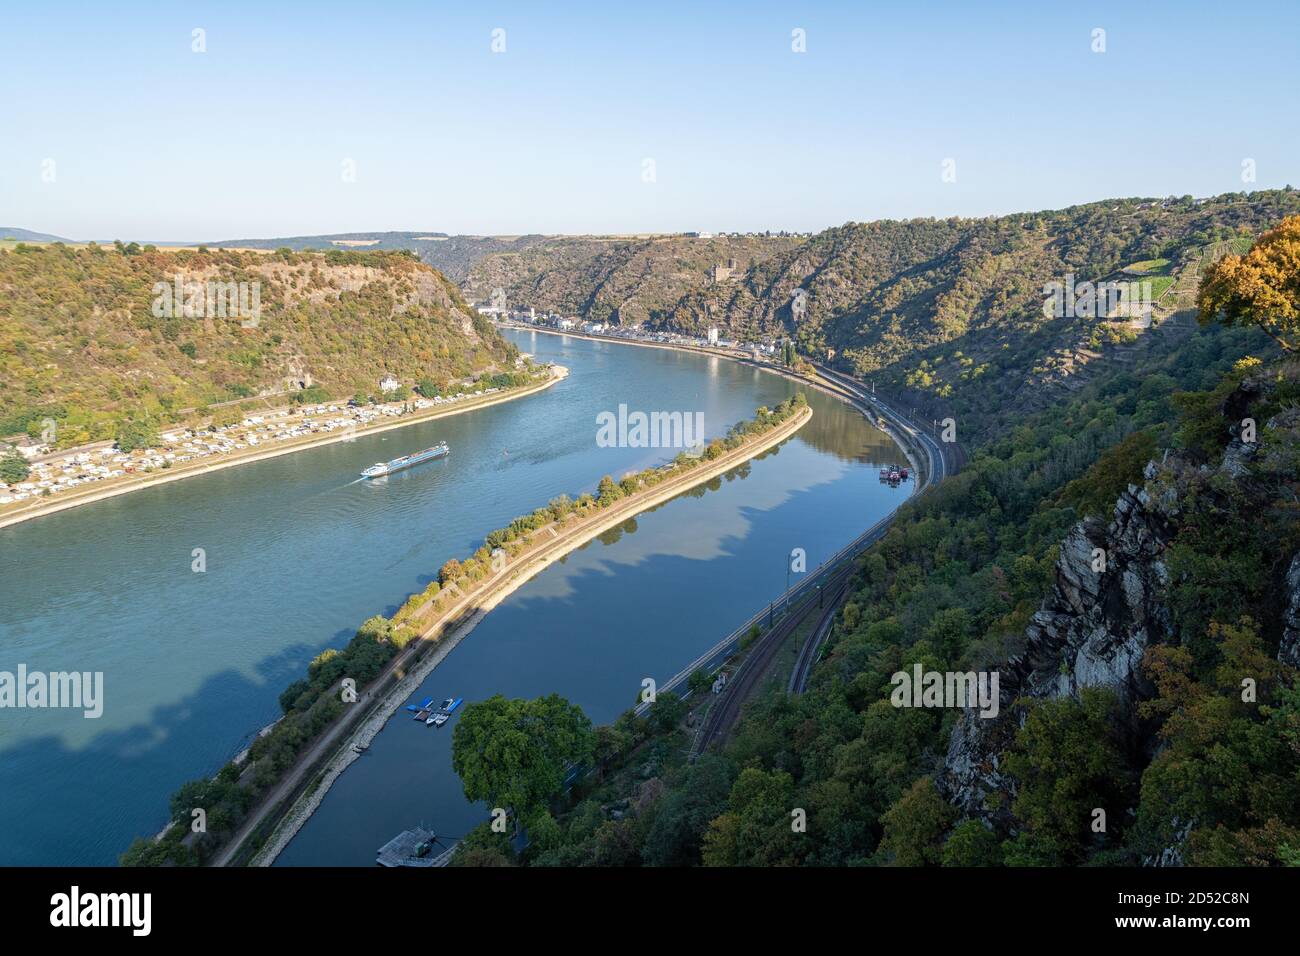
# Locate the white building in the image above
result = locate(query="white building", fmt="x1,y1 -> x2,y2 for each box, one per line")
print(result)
379,375 -> 401,394
707,326 -> 720,346
14,440 -> 48,460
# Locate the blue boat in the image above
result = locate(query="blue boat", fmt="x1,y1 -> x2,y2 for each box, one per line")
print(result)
408,696 -> 436,719
362,442 -> 449,479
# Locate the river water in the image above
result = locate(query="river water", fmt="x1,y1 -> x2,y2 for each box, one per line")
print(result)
0,330 -> 910,865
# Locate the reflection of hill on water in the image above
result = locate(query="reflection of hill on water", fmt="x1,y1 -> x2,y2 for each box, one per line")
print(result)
796,391 -> 901,464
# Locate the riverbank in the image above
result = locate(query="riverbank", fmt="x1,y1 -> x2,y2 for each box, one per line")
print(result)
227,401 -> 813,866
497,320 -> 772,366
501,322 -> 939,486
0,368 -> 565,532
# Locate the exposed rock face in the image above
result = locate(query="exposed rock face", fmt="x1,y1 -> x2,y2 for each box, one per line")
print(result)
1218,438 -> 1257,479
940,466 -> 1180,820
936,364 -> 1299,859
1281,554 -> 1300,668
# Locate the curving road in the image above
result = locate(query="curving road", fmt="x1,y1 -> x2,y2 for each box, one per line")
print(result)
812,364 -> 950,488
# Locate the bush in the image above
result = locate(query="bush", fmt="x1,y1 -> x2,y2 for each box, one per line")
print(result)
0,450 -> 30,484
115,417 -> 159,452
289,385 -> 331,406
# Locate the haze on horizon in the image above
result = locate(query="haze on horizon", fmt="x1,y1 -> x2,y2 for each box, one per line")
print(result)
2,0 -> 1297,242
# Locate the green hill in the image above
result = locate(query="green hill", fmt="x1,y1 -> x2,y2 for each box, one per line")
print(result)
471,190 -> 1300,438
0,243 -> 516,445
462,233 -> 805,327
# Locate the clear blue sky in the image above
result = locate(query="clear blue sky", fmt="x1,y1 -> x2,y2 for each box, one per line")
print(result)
2,0 -> 1296,241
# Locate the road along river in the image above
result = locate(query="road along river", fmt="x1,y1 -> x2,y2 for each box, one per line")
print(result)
0,328 -> 911,865
273,329 -> 913,865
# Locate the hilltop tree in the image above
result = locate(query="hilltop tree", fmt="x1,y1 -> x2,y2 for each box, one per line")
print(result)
1198,215 -> 1300,350
452,694 -> 595,825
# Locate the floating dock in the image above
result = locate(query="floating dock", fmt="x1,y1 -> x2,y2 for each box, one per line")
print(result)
408,696 -> 436,721
376,828 -> 440,867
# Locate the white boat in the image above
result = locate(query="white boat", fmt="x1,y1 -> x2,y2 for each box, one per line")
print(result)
361,441 -> 449,479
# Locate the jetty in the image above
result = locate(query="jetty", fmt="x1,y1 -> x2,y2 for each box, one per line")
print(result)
376,828 -> 450,867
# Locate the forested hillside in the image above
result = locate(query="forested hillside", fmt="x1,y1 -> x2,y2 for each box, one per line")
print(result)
0,243 -> 516,444
203,231 -> 551,283
462,234 -> 803,327
450,325 -> 1300,869
469,190 -> 1300,439
445,215 -> 1300,869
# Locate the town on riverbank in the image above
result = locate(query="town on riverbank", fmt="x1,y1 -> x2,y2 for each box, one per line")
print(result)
0,362 -> 564,531
483,304 -> 788,362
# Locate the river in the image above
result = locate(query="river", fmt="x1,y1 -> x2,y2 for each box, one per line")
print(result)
0,330 -> 910,866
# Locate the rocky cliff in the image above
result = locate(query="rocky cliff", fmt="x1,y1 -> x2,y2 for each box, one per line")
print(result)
941,468 -> 1178,823
941,367 -> 1300,852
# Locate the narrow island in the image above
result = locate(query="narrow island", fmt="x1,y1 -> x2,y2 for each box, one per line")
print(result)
123,394 -> 813,867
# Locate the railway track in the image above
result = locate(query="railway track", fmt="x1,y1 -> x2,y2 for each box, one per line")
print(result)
693,561 -> 856,754
675,362 -> 961,754
692,365 -> 957,744
787,573 -> 851,695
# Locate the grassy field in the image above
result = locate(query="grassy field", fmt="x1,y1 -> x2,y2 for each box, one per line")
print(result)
1125,257 -> 1173,275
1147,275 -> 1177,300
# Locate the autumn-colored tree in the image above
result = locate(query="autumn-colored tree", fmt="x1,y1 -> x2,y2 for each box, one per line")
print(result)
1133,620 -> 1300,865
1197,216 -> 1300,350
437,558 -> 462,585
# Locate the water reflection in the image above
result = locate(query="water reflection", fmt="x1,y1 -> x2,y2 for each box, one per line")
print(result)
0,329 -> 909,865
277,343 -> 912,866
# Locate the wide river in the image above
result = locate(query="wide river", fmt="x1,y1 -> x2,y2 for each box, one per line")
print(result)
0,330 -> 910,866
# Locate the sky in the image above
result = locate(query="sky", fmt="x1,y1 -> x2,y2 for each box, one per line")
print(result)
1,0 -> 1297,241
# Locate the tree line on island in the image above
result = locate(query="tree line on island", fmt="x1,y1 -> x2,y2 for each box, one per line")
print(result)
120,394 -> 808,865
